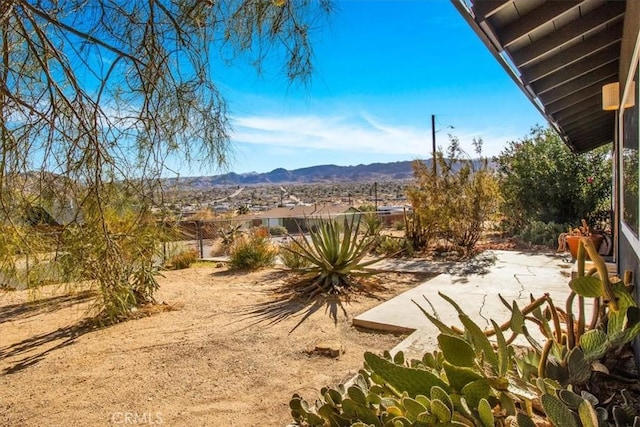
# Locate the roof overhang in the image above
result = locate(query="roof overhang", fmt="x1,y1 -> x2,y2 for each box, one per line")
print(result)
452,0 -> 625,152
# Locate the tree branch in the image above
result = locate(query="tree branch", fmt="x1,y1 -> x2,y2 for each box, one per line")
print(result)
17,0 -> 145,66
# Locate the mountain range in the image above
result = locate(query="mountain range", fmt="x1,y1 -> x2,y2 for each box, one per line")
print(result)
165,160 -> 433,188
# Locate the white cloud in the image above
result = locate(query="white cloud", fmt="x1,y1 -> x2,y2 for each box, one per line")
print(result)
232,112 -> 433,156
231,112 -> 520,158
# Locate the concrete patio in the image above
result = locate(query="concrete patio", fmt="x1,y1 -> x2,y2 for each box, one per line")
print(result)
356,250 -> 577,359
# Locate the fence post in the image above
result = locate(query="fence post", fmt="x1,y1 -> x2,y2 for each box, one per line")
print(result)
196,220 -> 204,259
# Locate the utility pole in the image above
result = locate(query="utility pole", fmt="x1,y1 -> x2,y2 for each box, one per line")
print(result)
374,182 -> 378,212
431,114 -> 437,176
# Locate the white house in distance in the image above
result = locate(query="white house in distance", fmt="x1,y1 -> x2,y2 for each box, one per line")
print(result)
452,0 -> 640,363
237,204 -> 364,233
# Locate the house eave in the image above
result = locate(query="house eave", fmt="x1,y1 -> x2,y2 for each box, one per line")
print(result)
452,0 -> 624,153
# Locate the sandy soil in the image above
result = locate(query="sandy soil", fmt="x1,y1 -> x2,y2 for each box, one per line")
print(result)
0,265 -> 433,426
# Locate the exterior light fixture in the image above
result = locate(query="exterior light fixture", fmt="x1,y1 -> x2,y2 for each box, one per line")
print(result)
601,80 -> 634,263
602,82 -> 636,111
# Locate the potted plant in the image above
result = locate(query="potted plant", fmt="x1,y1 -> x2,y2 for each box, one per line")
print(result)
557,218 -> 603,259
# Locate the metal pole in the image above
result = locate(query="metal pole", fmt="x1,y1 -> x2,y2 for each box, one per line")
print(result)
196,220 -> 203,259
374,182 -> 378,212
431,114 -> 437,175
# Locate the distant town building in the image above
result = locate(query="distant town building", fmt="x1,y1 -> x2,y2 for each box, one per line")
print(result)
235,204 -> 363,233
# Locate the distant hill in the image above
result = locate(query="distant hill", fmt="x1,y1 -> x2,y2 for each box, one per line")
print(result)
164,158 -> 493,189
165,160 -> 432,188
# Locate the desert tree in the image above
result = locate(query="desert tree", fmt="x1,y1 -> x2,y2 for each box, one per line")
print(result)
407,136 -> 500,254
0,0 -> 331,322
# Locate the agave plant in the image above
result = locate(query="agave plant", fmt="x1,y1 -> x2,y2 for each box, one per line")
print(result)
282,215 -> 385,299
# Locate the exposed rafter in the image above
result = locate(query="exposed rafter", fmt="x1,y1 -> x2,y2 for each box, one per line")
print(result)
498,2 -> 580,48
510,3 -> 624,68
523,25 -> 622,83
472,0 -> 510,20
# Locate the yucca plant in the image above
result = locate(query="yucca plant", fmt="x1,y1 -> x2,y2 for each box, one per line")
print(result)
362,211 -> 383,235
282,216 -> 385,299
218,223 -> 242,253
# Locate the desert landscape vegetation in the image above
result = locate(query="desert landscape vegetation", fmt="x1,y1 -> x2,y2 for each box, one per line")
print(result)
3,126 -> 639,426
1,1 -> 639,426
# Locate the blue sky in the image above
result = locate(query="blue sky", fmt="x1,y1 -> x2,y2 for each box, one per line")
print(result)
194,0 -> 546,175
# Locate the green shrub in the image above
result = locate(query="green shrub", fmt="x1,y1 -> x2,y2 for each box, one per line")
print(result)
279,239 -> 312,269
358,203 -> 376,212
373,235 -> 413,257
0,222 -> 65,290
496,125 -> 612,229
402,209 -> 432,252
49,204 -> 165,324
228,229 -> 277,270
362,212 -> 382,235
268,225 -> 288,236
164,247 -> 199,270
515,220 -> 568,249
407,136 -> 500,253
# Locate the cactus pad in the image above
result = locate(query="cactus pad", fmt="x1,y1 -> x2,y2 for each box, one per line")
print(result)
364,351 -> 448,397
541,393 -> 579,427
569,276 -> 603,298
438,334 -> 476,367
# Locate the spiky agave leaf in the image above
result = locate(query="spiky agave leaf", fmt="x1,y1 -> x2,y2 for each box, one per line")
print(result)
281,215 -> 386,296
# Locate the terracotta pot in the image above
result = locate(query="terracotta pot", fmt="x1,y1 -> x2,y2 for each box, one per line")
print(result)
565,235 -> 604,259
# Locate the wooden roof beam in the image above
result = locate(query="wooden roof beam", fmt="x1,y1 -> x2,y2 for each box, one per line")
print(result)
551,94 -> 601,123
567,131 -> 613,151
499,1 -> 580,48
471,0 -> 510,20
523,24 -> 622,83
511,2 -> 625,67
564,117 -> 613,137
564,115 -> 611,134
537,62 -> 617,104
557,108 -> 608,129
544,76 -> 617,114
531,50 -> 619,94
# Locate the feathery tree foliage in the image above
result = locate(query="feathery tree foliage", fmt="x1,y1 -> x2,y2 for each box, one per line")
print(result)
0,0 -> 331,322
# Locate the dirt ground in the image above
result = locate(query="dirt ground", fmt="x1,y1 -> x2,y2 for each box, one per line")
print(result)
0,265 -> 434,426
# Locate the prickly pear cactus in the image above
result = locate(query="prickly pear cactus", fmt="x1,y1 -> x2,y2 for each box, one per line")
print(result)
612,389 -> 640,427
542,393 -> 580,427
290,241 -> 640,427
363,351 -> 448,397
